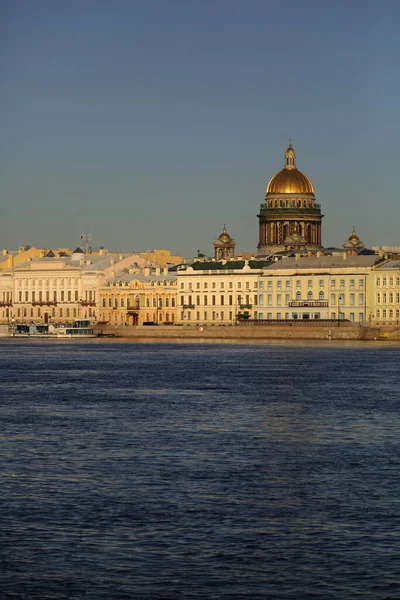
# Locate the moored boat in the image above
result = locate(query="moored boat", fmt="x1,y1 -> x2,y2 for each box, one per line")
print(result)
51,319 -> 96,338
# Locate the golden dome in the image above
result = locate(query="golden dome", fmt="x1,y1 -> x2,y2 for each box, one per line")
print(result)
266,142 -> 314,194
266,169 -> 314,194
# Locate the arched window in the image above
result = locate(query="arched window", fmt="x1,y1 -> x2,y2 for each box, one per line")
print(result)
319,291 -> 324,301
135,296 -> 140,309
102,299 -> 106,307
284,224 -> 289,239
308,291 -> 313,301
296,291 -> 301,301
146,298 -> 150,307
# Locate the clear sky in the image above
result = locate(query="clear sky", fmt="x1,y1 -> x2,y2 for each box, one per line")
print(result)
1,0 -> 399,257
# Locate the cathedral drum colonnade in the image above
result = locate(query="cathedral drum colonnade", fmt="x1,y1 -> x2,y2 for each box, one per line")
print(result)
257,143 -> 323,253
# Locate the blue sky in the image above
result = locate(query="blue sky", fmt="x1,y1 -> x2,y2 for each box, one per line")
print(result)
1,0 -> 399,257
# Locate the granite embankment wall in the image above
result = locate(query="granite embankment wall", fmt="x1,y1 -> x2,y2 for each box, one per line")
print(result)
94,324 -> 400,341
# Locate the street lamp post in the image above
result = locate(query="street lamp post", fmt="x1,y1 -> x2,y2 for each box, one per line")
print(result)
156,293 -> 159,324
236,294 -> 242,325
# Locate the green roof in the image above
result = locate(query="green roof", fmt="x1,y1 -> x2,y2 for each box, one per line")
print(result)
191,260 -> 273,271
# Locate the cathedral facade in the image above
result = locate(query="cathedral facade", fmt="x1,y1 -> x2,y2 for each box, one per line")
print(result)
257,143 -> 323,253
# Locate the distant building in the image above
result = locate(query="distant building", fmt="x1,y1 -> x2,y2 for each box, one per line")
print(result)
99,268 -> 177,326
139,249 -> 183,267
0,246 -> 72,271
0,249 -> 112,324
257,254 -> 376,322
0,249 -> 155,324
258,142 -> 323,253
370,258 -> 400,324
175,259 -> 273,325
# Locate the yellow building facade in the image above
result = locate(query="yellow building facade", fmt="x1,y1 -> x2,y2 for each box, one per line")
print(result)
370,259 -> 400,324
139,249 -> 183,267
0,246 -> 71,271
99,268 -> 178,326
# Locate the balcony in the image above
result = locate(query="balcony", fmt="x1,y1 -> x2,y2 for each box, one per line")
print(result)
237,311 -> 251,321
79,300 -> 96,307
288,300 -> 328,307
183,304 -> 195,309
240,303 -> 253,309
0,301 -> 12,307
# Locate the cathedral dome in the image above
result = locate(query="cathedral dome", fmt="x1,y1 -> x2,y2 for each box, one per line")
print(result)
266,143 -> 314,194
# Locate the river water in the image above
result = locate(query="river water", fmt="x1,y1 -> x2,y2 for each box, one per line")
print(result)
1,340 -> 400,599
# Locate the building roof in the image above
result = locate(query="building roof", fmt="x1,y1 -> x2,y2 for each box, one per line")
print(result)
264,254 -> 378,271
182,259 -> 273,272
104,272 -> 177,285
375,259 -> 400,270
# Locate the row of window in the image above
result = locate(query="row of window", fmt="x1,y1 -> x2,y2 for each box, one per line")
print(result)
16,278 -> 79,288
180,294 -> 255,307
259,279 -> 365,290
181,311 -> 236,322
14,307 -> 94,319
259,293 -> 364,306
101,312 -> 175,323
258,312 -> 365,322
376,309 -> 400,319
102,297 -> 176,308
376,277 -> 400,287
106,280 -> 175,288
376,293 -> 400,304
181,281 -> 254,290
14,290 -> 87,302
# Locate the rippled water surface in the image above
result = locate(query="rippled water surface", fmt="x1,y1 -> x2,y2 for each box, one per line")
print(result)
1,340 -> 400,599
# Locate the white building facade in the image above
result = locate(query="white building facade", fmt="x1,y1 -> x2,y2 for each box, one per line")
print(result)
257,255 -> 377,322
175,261 -> 270,325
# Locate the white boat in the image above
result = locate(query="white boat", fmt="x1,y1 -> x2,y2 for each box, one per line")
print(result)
52,319 -> 97,338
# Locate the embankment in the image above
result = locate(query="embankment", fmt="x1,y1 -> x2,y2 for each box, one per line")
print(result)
94,323 -> 400,341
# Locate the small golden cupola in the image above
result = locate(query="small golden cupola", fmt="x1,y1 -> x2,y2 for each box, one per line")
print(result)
343,227 -> 365,254
214,225 -> 235,260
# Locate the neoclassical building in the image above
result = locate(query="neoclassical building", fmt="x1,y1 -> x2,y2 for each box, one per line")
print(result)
258,142 -> 323,253
256,254 -> 377,322
99,268 -> 177,326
